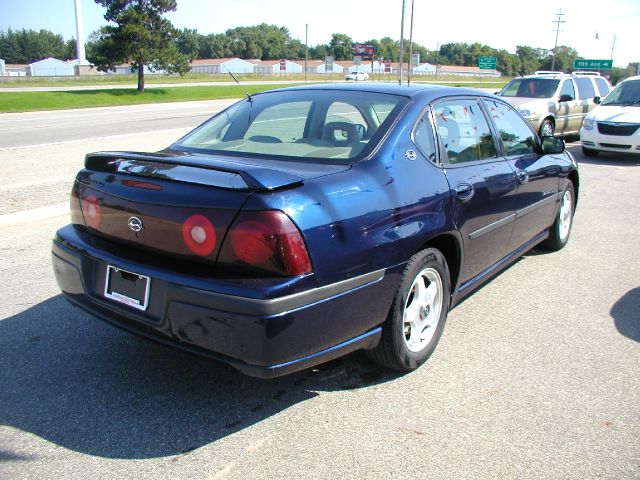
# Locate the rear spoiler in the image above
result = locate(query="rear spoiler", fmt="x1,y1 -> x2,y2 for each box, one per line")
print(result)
85,151 -> 306,191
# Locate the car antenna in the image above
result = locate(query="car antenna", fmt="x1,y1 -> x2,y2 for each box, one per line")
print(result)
212,51 -> 253,103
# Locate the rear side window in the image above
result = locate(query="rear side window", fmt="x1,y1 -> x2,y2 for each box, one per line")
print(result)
594,77 -> 610,96
574,77 -> 596,99
413,112 -> 437,163
559,80 -> 576,100
433,99 -> 497,164
484,100 -> 536,156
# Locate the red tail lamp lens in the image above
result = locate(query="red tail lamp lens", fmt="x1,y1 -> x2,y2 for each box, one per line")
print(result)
226,211 -> 312,276
230,220 -> 277,265
81,194 -> 101,229
182,214 -> 217,256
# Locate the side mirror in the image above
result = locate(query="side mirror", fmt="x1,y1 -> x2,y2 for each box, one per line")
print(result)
558,94 -> 573,103
593,96 -> 601,104
541,136 -> 565,154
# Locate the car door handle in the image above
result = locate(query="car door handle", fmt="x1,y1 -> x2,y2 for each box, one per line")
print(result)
455,183 -> 474,202
516,170 -> 529,184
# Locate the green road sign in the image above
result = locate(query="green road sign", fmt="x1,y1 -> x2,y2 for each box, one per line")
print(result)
573,59 -> 613,70
479,56 -> 497,69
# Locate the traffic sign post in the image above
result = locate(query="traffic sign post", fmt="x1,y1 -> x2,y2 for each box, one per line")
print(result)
573,59 -> 613,70
478,56 -> 497,70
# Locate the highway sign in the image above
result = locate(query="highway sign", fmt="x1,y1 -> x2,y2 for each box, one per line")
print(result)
479,56 -> 497,69
573,59 -> 613,70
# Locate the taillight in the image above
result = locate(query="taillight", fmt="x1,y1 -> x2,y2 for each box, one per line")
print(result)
219,210 -> 312,276
182,214 -> 217,256
80,194 -> 101,229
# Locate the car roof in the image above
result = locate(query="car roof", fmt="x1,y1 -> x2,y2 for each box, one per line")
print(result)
259,82 -> 496,102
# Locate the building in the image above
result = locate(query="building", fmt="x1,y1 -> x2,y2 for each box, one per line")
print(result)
3,64 -> 26,76
253,59 -> 303,75
438,65 -> 501,77
190,58 -> 255,74
26,57 -> 75,76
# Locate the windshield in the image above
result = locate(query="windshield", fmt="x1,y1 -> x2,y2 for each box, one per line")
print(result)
173,90 -> 409,163
601,79 -> 640,106
499,78 -> 560,98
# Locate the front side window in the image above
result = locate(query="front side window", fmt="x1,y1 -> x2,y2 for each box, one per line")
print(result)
484,100 -> 536,156
174,90 -> 409,163
500,78 -> 560,98
601,79 -> 640,106
574,77 -> 596,99
433,99 -> 497,164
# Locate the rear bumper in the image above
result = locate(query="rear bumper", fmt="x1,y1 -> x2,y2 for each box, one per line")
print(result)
52,225 -> 399,378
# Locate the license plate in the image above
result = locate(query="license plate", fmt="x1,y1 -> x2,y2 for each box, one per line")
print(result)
104,265 -> 150,311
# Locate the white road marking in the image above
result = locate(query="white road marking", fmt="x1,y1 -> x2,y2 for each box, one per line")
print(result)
0,127 -> 190,151
0,175 -> 74,191
0,202 -> 69,227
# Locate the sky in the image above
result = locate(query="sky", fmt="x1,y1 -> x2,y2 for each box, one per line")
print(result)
1,0 -> 639,67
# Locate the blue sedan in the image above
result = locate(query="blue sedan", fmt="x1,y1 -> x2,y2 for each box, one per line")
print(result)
52,84 -> 578,377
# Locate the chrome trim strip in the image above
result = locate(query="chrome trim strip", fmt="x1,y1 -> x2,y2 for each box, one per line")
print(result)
468,213 -> 516,240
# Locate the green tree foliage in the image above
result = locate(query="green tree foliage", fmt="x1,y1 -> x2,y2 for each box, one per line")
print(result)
90,0 -> 190,91
0,28 -> 75,63
540,46 -> 579,72
328,33 -> 353,60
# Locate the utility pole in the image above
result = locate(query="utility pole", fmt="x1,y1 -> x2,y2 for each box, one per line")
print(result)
398,0 -> 405,85
305,23 -> 308,82
551,8 -> 565,71
610,34 -> 616,61
407,0 -> 415,86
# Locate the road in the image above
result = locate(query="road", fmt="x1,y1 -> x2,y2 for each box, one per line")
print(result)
0,101 -> 638,479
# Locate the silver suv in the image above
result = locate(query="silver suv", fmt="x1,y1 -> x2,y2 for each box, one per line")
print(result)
497,71 -> 611,137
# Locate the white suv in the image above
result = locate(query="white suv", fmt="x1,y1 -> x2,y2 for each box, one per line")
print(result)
498,71 -> 611,137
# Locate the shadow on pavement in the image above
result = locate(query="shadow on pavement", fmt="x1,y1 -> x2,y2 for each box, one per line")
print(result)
0,295 -> 399,460
611,287 -> 640,342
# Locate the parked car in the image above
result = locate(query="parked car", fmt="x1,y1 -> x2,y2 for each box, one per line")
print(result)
580,75 -> 640,156
345,71 -> 369,81
52,84 -> 579,378
497,71 -> 610,137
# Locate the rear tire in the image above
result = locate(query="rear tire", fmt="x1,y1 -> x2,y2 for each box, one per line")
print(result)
367,248 -> 451,372
541,182 -> 575,251
582,146 -> 599,157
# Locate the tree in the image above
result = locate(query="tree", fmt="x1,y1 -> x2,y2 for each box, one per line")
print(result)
0,28 -> 67,63
90,0 -> 190,91
328,33 -> 353,60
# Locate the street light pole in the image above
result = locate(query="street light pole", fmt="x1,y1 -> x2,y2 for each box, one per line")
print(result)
73,0 -> 87,65
398,0 -> 405,85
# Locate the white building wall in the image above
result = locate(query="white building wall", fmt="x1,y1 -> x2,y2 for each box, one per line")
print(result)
28,58 -> 75,76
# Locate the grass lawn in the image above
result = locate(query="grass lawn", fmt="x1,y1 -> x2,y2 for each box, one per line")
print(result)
0,79 -> 508,113
0,84 -> 302,113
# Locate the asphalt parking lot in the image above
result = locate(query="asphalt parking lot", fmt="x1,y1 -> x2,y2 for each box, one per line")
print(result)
0,101 -> 638,479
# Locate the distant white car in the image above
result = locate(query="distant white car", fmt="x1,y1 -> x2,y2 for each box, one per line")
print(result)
345,71 -> 369,81
580,75 -> 640,156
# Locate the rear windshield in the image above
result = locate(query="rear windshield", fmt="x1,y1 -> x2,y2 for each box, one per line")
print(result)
601,79 -> 640,106
173,90 -> 408,163
499,78 -> 560,98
